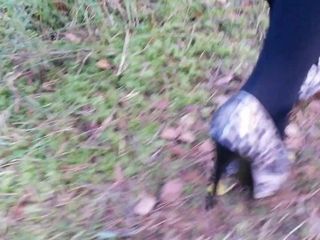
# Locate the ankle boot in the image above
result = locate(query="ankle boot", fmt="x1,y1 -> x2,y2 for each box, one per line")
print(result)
206,59 -> 320,210
210,90 -> 290,199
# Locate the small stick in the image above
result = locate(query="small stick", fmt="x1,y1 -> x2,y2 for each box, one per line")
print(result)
117,29 -> 130,76
283,220 -> 307,240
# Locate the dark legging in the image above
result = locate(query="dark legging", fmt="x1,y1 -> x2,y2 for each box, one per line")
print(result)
242,0 -> 320,135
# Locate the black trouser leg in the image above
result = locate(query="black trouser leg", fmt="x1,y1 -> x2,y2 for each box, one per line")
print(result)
243,0 -> 320,135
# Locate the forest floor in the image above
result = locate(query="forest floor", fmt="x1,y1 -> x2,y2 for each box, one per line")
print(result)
1,1 -> 320,239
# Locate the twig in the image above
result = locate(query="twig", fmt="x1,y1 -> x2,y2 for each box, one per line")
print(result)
186,23 -> 197,52
282,220 -> 307,240
117,29 -> 130,76
77,51 -> 93,75
222,229 -> 236,240
91,110 -> 115,139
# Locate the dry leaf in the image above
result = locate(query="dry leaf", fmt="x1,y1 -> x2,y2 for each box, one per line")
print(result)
168,145 -> 186,157
308,101 -> 320,113
182,170 -> 202,184
215,94 -> 229,107
216,181 -> 236,196
308,125 -> 320,138
179,131 -> 195,143
9,192 -> 33,221
161,127 -> 180,140
65,33 -> 81,44
215,74 -> 233,86
152,99 -> 169,111
53,0 -> 69,12
286,136 -> 304,150
285,123 -> 301,138
217,0 -> 227,4
160,178 -> 183,203
134,194 -> 156,216
199,140 -> 213,154
180,113 -> 196,130
114,163 -> 124,184
96,59 -> 111,70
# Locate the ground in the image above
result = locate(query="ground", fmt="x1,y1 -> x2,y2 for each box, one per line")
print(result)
1,1 -> 320,239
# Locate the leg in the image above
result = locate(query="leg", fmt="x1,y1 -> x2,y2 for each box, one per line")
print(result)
243,0 -> 320,135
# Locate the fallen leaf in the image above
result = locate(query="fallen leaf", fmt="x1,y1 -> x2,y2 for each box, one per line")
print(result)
217,0 -> 227,4
161,127 -> 180,140
215,94 -> 229,107
152,99 -> 169,111
215,74 -> 233,86
134,194 -> 157,216
160,178 -> 183,203
286,136 -> 304,150
308,101 -> 320,113
242,0 -> 253,7
179,113 -> 196,130
168,144 -> 186,157
0,106 -> 11,130
308,125 -> 320,138
285,123 -> 301,138
53,0 -> 69,12
60,163 -> 90,174
217,181 -> 236,196
181,170 -> 203,184
179,131 -> 195,143
9,192 -> 33,221
96,58 -> 111,70
65,33 -> 81,44
184,106 -> 199,115
199,140 -> 213,154
114,163 -> 124,184
41,81 -> 55,92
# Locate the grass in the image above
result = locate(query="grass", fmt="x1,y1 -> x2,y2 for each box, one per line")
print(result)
4,0 -> 320,239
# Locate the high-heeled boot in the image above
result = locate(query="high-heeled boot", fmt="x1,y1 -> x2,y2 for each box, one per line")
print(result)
205,59 -> 320,210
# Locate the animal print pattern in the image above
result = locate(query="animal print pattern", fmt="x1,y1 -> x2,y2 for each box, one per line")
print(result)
299,58 -> 320,100
209,58 -> 320,199
210,91 -> 290,199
